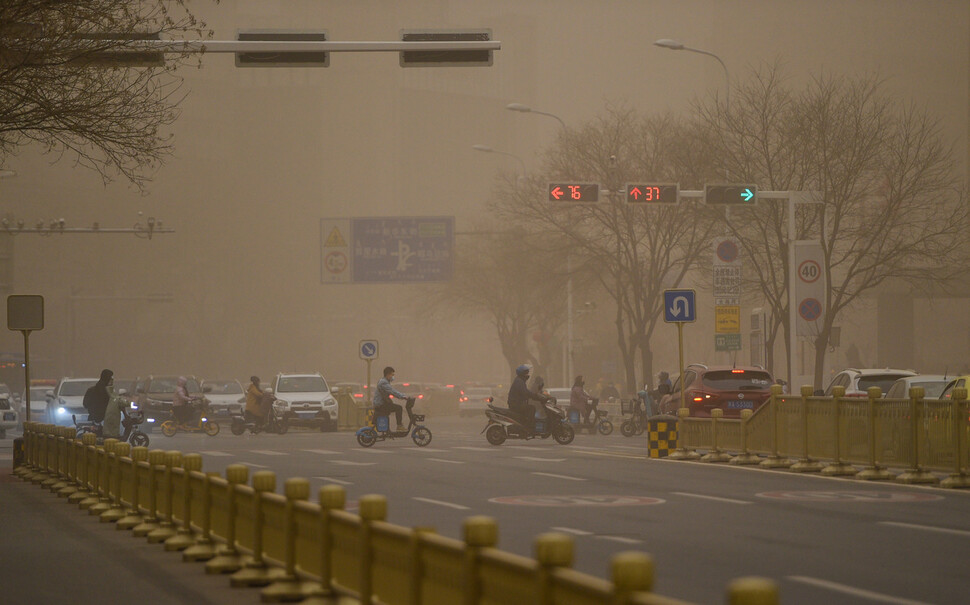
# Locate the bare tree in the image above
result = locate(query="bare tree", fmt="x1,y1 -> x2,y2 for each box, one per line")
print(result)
492,107 -> 719,392
0,0 -> 215,189
695,64 -> 968,387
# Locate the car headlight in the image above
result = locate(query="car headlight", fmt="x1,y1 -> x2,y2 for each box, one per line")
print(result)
57,407 -> 67,415
131,403 -> 139,410
147,418 -> 155,423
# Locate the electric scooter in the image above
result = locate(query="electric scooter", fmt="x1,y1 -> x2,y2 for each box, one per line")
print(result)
482,397 -> 575,445
356,397 -> 432,447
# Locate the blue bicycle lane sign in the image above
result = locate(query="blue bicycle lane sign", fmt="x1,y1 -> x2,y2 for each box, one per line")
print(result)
359,340 -> 379,360
663,290 -> 697,323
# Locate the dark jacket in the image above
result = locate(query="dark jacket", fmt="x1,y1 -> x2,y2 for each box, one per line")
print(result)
83,369 -> 113,423
507,375 -> 545,407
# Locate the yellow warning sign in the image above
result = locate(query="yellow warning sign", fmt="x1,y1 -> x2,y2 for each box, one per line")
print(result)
715,305 -> 741,333
324,227 -> 347,248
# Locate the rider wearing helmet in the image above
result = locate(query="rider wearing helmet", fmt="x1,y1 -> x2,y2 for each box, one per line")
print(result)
507,364 -> 549,436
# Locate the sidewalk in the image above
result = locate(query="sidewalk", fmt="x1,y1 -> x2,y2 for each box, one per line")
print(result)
0,435 -> 311,605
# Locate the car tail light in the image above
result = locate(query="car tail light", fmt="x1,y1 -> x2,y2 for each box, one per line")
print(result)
731,369 -> 744,374
446,384 -> 455,388
402,383 -> 410,387
353,393 -> 363,398
688,391 -> 714,403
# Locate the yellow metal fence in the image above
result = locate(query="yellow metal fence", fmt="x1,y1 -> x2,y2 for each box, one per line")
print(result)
16,422 -> 777,604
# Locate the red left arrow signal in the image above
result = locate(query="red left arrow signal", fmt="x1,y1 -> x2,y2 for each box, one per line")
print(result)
550,186 -> 564,200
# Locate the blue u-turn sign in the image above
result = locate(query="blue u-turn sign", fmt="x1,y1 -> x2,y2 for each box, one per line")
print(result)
663,289 -> 696,323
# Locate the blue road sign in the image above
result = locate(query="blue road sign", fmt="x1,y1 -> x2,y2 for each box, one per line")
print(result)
359,340 -> 379,360
352,217 -> 454,283
664,289 -> 696,323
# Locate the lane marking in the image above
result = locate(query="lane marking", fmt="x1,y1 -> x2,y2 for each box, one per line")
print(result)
403,447 -> 448,453
575,449 -> 648,460
331,460 -> 376,466
427,458 -> 464,464
551,526 -> 592,536
303,449 -> 340,455
878,521 -> 970,538
516,456 -> 566,462
355,449 -> 391,454
787,576 -> 932,605
250,450 -> 288,456
532,472 -> 586,481
241,462 -> 268,468
413,497 -> 469,510
313,476 -> 352,485
508,446 -> 546,451
608,445 -> 644,451
453,446 -> 493,452
673,492 -> 752,505
597,536 -> 642,545
199,451 -> 234,457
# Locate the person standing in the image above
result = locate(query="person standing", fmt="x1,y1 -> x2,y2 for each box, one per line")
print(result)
82,369 -> 113,424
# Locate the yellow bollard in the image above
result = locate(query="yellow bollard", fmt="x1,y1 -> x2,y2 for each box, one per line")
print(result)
462,516 -> 498,605
821,386 -> 857,476
356,494 -> 389,603
667,408 -> 701,460
133,449 -> 169,536
68,433 -> 98,504
701,409 -> 732,462
610,551 -> 654,604
206,464 -> 251,573
897,386 -> 939,484
857,387 -> 895,480
791,386 -> 824,472
299,484 -> 347,598
147,450 -> 182,542
183,471 -> 222,561
727,576 -> 779,605
230,470 -> 287,587
760,384 -> 792,469
117,446 -> 150,529
730,409 -> 762,465
262,477 -> 315,602
535,533 -> 574,605
165,453 -> 203,550
942,388 -> 970,488
101,441 -> 131,522
45,427 -> 71,490
87,439 -> 120,513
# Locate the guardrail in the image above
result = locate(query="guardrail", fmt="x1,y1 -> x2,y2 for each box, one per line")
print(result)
672,385 -> 970,487
15,422 -> 778,604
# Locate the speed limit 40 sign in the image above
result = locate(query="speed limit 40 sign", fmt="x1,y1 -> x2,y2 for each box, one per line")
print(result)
798,259 -> 821,284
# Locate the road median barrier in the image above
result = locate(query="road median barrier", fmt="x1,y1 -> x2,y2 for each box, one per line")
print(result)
17,422 -> 783,604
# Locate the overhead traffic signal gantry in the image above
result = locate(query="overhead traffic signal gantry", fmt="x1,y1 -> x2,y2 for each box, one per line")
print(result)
704,184 -> 758,205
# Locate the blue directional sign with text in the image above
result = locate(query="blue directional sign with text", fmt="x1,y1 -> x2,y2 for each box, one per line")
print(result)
664,289 -> 697,323
351,217 -> 454,283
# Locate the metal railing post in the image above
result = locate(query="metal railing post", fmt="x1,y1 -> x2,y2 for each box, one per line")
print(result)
942,388 -> 970,488
857,387 -> 894,480
760,384 -> 792,468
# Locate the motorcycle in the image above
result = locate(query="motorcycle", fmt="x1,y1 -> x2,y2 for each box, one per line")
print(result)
567,398 -> 613,435
619,399 -> 648,437
230,399 -> 289,436
160,398 -> 220,437
482,397 -> 575,445
356,397 -> 432,447
72,406 -> 150,447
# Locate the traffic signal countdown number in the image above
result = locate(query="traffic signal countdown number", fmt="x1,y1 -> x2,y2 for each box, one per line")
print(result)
626,184 -> 678,204
548,183 -> 600,203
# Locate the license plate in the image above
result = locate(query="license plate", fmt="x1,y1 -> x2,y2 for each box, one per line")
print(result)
727,400 -> 753,409
296,411 -> 317,419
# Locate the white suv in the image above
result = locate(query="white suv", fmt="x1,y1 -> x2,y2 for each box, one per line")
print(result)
45,377 -> 99,426
823,368 -> 917,397
273,373 -> 339,431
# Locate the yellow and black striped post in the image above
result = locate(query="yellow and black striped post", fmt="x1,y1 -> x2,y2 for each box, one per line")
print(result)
648,415 -> 679,458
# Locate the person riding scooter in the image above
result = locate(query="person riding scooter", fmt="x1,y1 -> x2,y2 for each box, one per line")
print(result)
373,366 -> 408,432
569,375 -> 597,424
507,365 -> 550,436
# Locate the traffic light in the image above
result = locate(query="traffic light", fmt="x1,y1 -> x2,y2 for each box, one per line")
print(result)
547,183 -> 600,203
400,31 -> 493,67
704,184 -> 758,205
626,184 -> 678,204
71,32 -> 164,67
236,31 -> 329,67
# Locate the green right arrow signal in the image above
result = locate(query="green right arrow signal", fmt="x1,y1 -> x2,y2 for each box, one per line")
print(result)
741,188 -> 754,202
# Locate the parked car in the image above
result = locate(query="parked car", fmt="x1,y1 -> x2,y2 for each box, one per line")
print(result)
939,375 -> 970,400
273,373 -> 338,431
823,368 -> 917,397
132,375 -> 206,429
20,386 -> 51,423
0,392 -> 17,438
659,364 -> 774,418
884,375 -> 950,399
333,382 -> 368,402
459,386 -> 495,417
201,378 -> 246,417
44,377 -> 99,426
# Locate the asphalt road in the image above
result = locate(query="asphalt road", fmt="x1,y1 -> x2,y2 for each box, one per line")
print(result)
6,417 -> 970,604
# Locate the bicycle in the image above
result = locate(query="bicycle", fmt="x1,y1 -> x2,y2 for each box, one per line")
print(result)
619,399 -> 648,437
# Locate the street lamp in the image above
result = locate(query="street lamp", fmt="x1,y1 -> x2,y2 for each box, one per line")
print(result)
504,104 -> 578,384
471,144 -> 527,177
653,38 -> 730,113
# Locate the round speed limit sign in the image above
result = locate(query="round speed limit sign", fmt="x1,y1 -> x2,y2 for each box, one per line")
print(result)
798,259 -> 821,284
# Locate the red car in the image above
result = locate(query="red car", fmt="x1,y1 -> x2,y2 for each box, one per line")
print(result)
659,364 -> 774,418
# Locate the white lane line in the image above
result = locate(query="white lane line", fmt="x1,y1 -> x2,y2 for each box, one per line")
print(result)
787,576 -> 932,605
516,456 -> 566,462
532,472 -> 586,481
250,450 -> 288,456
454,446 -> 493,452
303,449 -> 340,455
313,476 -> 352,485
878,521 -> 970,538
551,526 -> 592,536
199,451 -> 234,457
331,460 -> 376,466
673,492 -> 752,505
608,445 -> 644,451
355,449 -> 391,454
413,497 -> 469,510
509,446 -> 546,451
427,458 -> 464,464
241,462 -> 268,468
597,536 -> 642,545
403,447 -> 449,453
